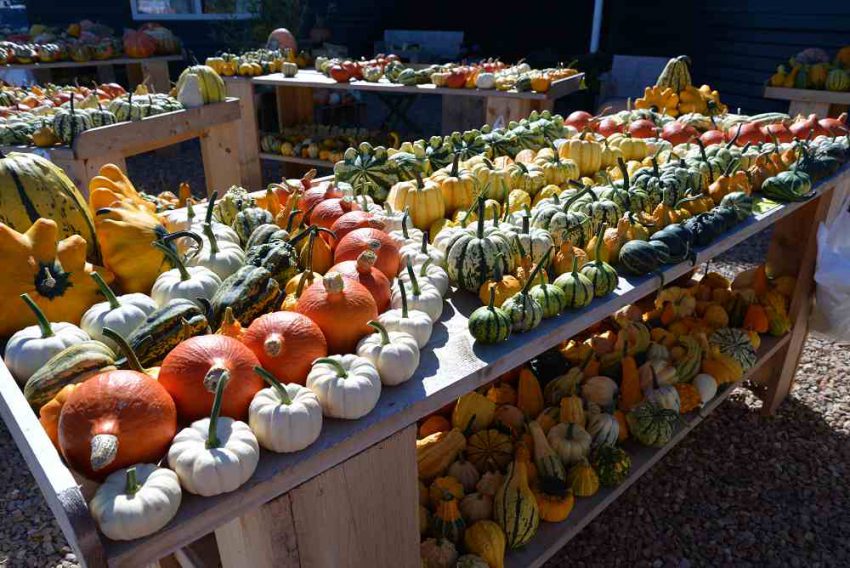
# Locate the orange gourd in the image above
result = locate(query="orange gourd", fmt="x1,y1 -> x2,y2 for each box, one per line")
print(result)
742,304 -> 769,334
294,226 -> 335,275
333,228 -> 401,279
158,335 -> 263,422
216,306 -> 246,341
329,249 -> 392,312
243,311 -> 328,385
330,211 -> 385,243
516,367 -> 544,418
486,382 -> 517,405
308,197 -> 360,230
39,384 -> 78,450
58,368 -> 176,480
419,415 -> 451,438
297,178 -> 343,218
296,272 -> 378,354
618,350 -> 642,412
675,383 -> 701,414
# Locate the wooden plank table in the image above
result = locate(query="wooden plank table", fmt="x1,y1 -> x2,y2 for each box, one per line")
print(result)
1,98 -> 245,198
1,166 -> 847,568
763,86 -> 850,117
1,55 -> 182,92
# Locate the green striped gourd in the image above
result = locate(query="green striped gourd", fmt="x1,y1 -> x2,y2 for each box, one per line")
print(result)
655,55 -> 692,92
529,270 -> 567,319
553,257 -> 594,309
447,198 -> 512,292
244,223 -> 289,250
333,142 -> 399,201
591,445 -> 631,487
86,100 -> 117,128
528,420 -> 566,483
618,240 -> 662,276
233,206 -> 274,245
53,95 -> 91,144
580,228 -> 618,297
501,249 -> 550,332
709,327 -> 757,371
245,240 -> 298,288
127,298 -> 209,367
23,341 -> 116,408
468,287 -> 512,344
209,265 -> 281,328
494,460 -> 539,549
626,401 -> 679,447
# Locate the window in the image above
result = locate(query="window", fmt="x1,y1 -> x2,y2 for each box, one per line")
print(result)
131,0 -> 256,20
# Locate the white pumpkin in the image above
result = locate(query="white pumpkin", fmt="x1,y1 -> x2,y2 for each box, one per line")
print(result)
581,375 -> 619,407
306,355 -> 381,419
392,263 -> 443,323
184,223 -> 246,280
693,373 -> 718,404
5,294 -> 90,384
89,464 -> 182,541
399,259 -> 450,297
80,273 -> 157,350
356,322 -> 420,386
377,279 -> 433,348
400,232 -> 447,269
162,199 -> 198,232
547,422 -> 592,466
381,204 -> 415,233
150,242 -> 222,308
585,404 -> 620,447
249,368 -> 323,453
168,378 -> 259,496
432,225 -> 465,254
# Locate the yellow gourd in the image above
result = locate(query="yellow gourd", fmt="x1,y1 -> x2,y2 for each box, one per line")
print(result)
464,520 -> 506,568
493,461 -> 539,549
635,85 -> 679,117
437,154 -> 476,215
429,476 -> 465,508
566,458 -> 599,497
417,428 -> 467,480
452,391 -> 496,433
385,173 -> 445,230
700,347 -> 743,385
557,134 -> 602,177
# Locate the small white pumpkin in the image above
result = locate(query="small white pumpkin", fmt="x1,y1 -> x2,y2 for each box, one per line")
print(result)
249,367 -> 323,453
392,261 -> 443,323
377,279 -> 433,349
184,223 -> 246,280
151,241 -> 222,308
306,354 -> 381,419
177,73 -> 205,108
585,404 -> 620,447
80,273 -> 157,350
693,373 -> 718,404
547,422 -> 592,466
168,377 -> 259,496
5,293 -> 90,384
89,464 -> 182,541
382,204 -> 416,234
398,259 -> 450,297
581,375 -> 619,407
162,199 -> 198,232
356,321 -> 420,386
400,232 -> 447,269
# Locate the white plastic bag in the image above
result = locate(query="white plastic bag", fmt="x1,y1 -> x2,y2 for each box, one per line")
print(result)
811,191 -> 850,340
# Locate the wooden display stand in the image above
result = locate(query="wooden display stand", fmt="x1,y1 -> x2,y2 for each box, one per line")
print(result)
763,86 -> 850,118
1,98 -> 246,198
0,166 -> 848,568
1,55 -> 182,93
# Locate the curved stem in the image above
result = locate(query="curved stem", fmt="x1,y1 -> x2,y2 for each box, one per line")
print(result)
401,209 -> 411,240
255,366 -> 291,405
90,272 -> 121,310
20,293 -> 53,338
203,223 -> 219,254
162,230 -> 204,251
450,152 -> 460,177
206,370 -> 230,449
405,258 -> 421,296
418,258 -> 433,278
368,320 -> 391,345
101,327 -> 145,373
617,157 -> 629,192
522,248 -> 550,294
286,209 -> 302,233
152,241 -> 190,281
205,191 -> 218,225
397,278 -> 410,318
314,357 -> 348,378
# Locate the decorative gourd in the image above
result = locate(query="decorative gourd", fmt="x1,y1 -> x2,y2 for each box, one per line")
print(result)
478,254 -> 522,308
591,445 -> 631,487
185,221 -> 246,281
585,404 -> 620,447
529,271 -> 567,319
158,335 -> 263,422
449,455 -> 481,493
334,227 -> 401,278
24,340 -> 116,411
701,346 -> 743,384
432,491 -> 466,545
420,538 -> 458,568
469,287 -> 512,344
528,420 -> 567,483
249,367 -> 323,453
356,321 -> 419,386
580,228 -> 619,297
693,373 -> 718,403
429,476 -> 465,508
392,260 -> 443,323
400,231 -> 446,269
501,249 -> 550,333
486,382 -> 517,406
243,312 -> 327,385
446,197 -> 512,292
643,367 -> 681,412
627,401 -> 679,447
167,375 -> 260,496
464,520 -> 506,568
533,477 -> 575,523
89,464 -> 182,541
566,458 -> 599,497
559,383 -> 586,427
516,367 -> 544,418
386,171 -> 445,230
378,279 -> 433,348
493,461 -> 539,549
452,391 -> 496,433
619,350 -> 643,412
459,492 -> 493,524
306,355 -> 381,419
438,154 -> 476,214
476,471 -> 505,497
5,294 -> 90,385
79,273 -> 156,350
674,383 -> 701,414
38,383 -> 79,449
581,375 -> 618,407
401,258 -> 450,297
420,415 -> 451,438
329,250 -> 391,312
417,428 -> 467,480
710,327 -> 757,371
297,272 -> 378,354
553,256 -> 595,310
150,240 -> 221,308
467,429 -> 514,473
547,422 -> 591,466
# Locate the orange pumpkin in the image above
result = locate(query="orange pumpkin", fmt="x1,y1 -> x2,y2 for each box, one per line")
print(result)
329,249 -> 392,312
123,30 -> 157,58
58,370 -> 176,480
333,228 -> 401,279
298,179 -> 343,217
158,335 -> 264,422
330,211 -> 386,243
309,197 -> 360,231
419,415 -> 451,438
243,311 -> 328,385
39,384 -> 78,450
296,272 -> 378,354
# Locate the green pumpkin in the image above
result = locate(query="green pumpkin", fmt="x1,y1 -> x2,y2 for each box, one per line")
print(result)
333,142 -> 398,201
761,168 -> 813,202
710,327 -> 757,371
618,240 -> 662,276
445,129 -> 489,161
502,250 -> 549,332
529,276 -> 567,319
447,198 -> 512,292
553,257 -> 594,309
719,191 -> 753,221
627,401 -> 679,447
591,444 -> 631,487
580,228 -> 618,297
469,287 -> 512,344
53,95 -> 92,144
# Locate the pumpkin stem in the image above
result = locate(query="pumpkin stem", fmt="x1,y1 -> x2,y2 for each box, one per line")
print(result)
592,226 -> 604,264
90,433 -> 119,472
162,230 -> 204,251
418,258 -> 433,278
314,357 -> 348,378
202,222 -> 219,254
152,240 -> 191,281
186,198 -> 196,222
255,366 -> 291,405
20,293 -> 54,338
420,230 -> 429,254
101,327 -> 145,373
413,168 -> 425,189
486,285 -> 497,311
617,157 -> 630,192
286,209 -> 302,233
90,272 -> 121,310
368,320 -> 391,345
475,196 -> 486,240
405,258 -> 421,296
401,208 -> 412,240
125,466 -> 141,496
206,369 -> 230,449
205,191 -> 218,225
522,248 -> 551,294
450,152 -> 460,178
521,213 -> 530,236
570,255 -> 580,277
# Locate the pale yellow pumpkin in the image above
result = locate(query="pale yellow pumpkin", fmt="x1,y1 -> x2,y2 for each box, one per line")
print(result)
386,174 -> 445,230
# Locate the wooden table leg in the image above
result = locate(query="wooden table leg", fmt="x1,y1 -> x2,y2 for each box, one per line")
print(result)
215,425 -> 419,568
276,86 -> 314,129
225,79 -> 263,189
485,97 -> 536,126
200,121 -> 243,196
441,96 -> 485,134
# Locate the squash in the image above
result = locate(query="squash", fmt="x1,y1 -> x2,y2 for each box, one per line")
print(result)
559,384 -> 586,428
417,428 -> 467,480
449,455 -> 481,493
429,475 -> 466,509
468,287 -> 512,344
453,391 -> 496,433
528,420 -> 566,483
486,382 -> 517,406
547,422 -> 591,466
58,356 -> 177,480
243,312 -> 327,386
420,538 -> 458,568
533,477 -> 575,523
89,464 -> 182,541
334,227 -> 401,279
494,461 -> 539,549
710,327 -> 757,371
167,375 -> 259,496
391,260 -> 443,323
379,279 -> 434,348
356,320 -> 420,386
446,198 -> 513,292
80,273 -> 156,350
432,491 -> 466,545
330,250 -> 392,311
566,457 -> 599,497
618,350 -> 643,412
591,445 -> 631,487
501,248 -> 549,332
125,298 -> 208,367
467,429 -> 514,473
386,171 -> 445,230
558,135 -> 602,177
478,254 -> 522,308
306,355 -> 381,419
581,375 -> 618,407
38,384 -> 79,449
694,373 -> 718,403
24,340 -> 116,410
249,367 -> 323,453
459,493 -> 493,524
150,241 -> 222,308
627,401 -> 679,447
420,415 -> 451,439
297,272 -> 378,354
516,367 -> 544,418
464,520 -> 506,568
439,154 -> 477,215
580,228 -> 618,297
585,404 -> 620,447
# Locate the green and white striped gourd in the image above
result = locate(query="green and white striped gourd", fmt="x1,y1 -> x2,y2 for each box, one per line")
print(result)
529,269 -> 567,319
580,228 -> 618,297
468,287 -> 512,344
446,198 -> 512,292
553,257 -> 594,310
501,249 -> 550,332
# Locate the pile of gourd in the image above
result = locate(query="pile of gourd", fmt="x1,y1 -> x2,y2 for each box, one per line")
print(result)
259,124 -> 399,164
0,154 -> 452,542
415,267 -> 796,568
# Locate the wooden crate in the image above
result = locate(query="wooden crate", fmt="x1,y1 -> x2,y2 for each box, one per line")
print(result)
1,167 -> 848,568
763,86 -> 850,117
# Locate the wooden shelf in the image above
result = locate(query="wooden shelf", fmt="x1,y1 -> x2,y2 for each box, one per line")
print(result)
0,55 -> 182,71
764,86 -> 850,106
505,333 -> 791,568
258,152 -> 334,169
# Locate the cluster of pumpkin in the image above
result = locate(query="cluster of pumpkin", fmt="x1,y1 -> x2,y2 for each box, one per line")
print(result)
415,267 -> 795,567
768,46 -> 850,92
634,56 -> 727,117
259,124 -> 399,164
430,62 -> 579,93
205,49 -> 300,78
0,153 -> 457,542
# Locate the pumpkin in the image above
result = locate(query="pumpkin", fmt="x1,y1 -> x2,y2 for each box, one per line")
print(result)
167,375 -> 260,496
328,249 -> 391,312
158,335 -> 264,422
453,391 -> 496,433
460,493 -> 493,524
566,458 -> 599,497
89,465 -> 182,541
80,273 -> 156,350
464,520 -> 506,568
248,367 -> 323,453
420,415 -> 451,439
38,383 -> 79,449
446,198 -> 513,292
547,422 -> 591,466
432,491 -> 466,545
494,461 -> 539,549
585,404 -> 621,447
528,420 -> 567,483
242,311 -> 327,386
468,287 -> 513,344
478,254 -> 522,308
501,249 -> 550,333
392,260 -> 443,323
449,455 -> 481,493
591,445 -> 631,487
486,382 -> 517,406
306,355 -> 382,419
420,538 -> 458,568
334,227 -> 401,279
580,228 -> 619,297
356,321 -> 420,386
297,272 -> 378,354
0,151 -> 98,261
123,29 -> 157,58
533,477 -> 575,523
467,429 -> 514,473
439,154 -> 477,214
150,240 -> 222,308
558,136 -> 602,177
581,375 -> 618,407
386,171 -> 445,230
418,428 -> 467,480
627,401 -> 679,447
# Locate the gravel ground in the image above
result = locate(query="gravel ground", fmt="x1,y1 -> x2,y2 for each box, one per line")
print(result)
1,169 -> 847,566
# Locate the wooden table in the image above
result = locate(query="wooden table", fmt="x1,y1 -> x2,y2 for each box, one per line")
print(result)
0,55 -> 183,93
1,98 -> 246,198
763,86 -> 850,118
1,166 -> 847,568
225,71 -> 584,181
